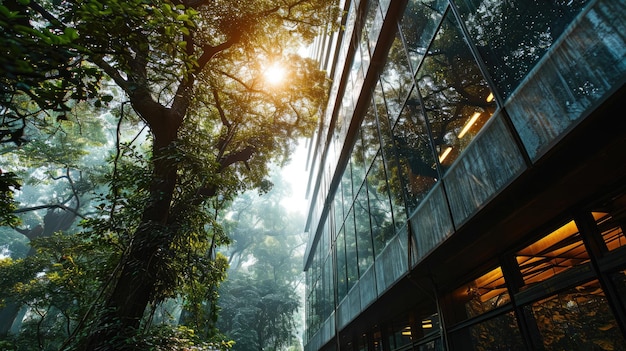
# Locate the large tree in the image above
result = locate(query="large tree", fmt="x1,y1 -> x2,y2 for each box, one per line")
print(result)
1,0 -> 336,349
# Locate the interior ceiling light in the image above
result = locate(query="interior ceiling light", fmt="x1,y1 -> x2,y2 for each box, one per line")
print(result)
458,112 -> 481,138
439,146 -> 452,162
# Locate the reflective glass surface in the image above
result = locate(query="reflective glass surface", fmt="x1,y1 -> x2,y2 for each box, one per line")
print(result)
336,226 -> 348,301
380,28 -> 415,124
351,144 -> 367,193
416,11 -> 496,172
527,280 -> 626,350
355,185 -> 374,275
344,207 -> 358,290
392,87 -> 438,212
400,0 -> 448,72
454,0 -> 591,97
366,151 -> 395,255
374,81 -> 407,225
361,102 -> 381,171
450,266 -> 510,321
449,312 -> 525,351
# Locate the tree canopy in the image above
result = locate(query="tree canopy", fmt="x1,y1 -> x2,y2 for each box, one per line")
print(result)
1,0 -> 337,349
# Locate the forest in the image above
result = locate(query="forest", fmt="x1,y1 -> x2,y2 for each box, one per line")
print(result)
0,0 -> 338,350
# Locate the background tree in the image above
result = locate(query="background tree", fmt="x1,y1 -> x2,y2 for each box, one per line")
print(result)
218,171 -> 307,351
0,106 -> 109,341
1,0 -> 338,349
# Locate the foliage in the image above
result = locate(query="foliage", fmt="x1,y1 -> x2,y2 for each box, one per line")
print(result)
0,171 -> 21,227
0,231 -> 111,350
217,172 -> 306,351
123,325 -> 234,351
218,274 -> 301,351
1,0 -> 337,348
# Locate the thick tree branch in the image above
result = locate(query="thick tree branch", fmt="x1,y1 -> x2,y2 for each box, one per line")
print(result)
197,36 -> 240,71
195,145 -> 257,198
13,204 -> 85,219
218,145 -> 255,169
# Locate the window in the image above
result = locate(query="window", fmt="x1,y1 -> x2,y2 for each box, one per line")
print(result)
525,280 -> 626,350
516,220 -> 590,287
449,266 -> 511,322
592,192 -> 626,251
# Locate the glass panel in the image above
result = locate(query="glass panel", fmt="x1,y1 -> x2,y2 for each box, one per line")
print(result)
414,309 -> 441,341
387,316 -> 413,350
355,185 -> 374,275
357,333 -> 368,351
345,208 -> 359,291
400,0 -> 448,72
323,254 -> 334,318
450,266 -> 510,322
380,27 -> 414,125
592,192 -> 626,251
393,87 -> 438,213
342,161 -> 354,215
609,269 -> 626,315
453,0 -> 591,97
366,152 -> 395,256
362,100 -> 380,171
374,81 -> 407,229
449,311 -> 525,351
372,327 -> 383,351
336,227 -> 348,301
527,280 -> 626,350
416,339 -> 444,351
364,0 -> 383,54
351,144 -> 367,192
516,220 -> 590,287
334,185 -> 345,236
416,11 -> 496,173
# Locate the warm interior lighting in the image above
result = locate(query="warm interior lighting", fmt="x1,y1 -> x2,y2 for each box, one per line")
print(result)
486,92 -> 494,102
263,63 -> 286,85
438,146 -> 452,163
422,320 -> 433,329
516,220 -> 590,285
517,220 -> 579,257
458,112 -> 481,138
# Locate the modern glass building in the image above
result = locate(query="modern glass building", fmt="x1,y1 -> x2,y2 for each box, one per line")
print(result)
302,0 -> 626,350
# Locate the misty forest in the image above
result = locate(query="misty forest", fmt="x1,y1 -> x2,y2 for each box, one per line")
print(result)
0,0 -> 339,350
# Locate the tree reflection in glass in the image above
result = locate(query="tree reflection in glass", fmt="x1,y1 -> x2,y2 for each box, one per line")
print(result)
400,0 -> 448,73
416,12 -> 496,173
367,151 -> 395,255
454,0 -> 591,97
380,29 -> 415,125
374,82 -> 408,229
393,86 -> 438,213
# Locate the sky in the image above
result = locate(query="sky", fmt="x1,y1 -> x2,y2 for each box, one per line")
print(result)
279,140 -> 310,216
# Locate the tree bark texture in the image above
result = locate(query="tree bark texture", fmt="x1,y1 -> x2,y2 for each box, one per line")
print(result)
83,126 -> 180,350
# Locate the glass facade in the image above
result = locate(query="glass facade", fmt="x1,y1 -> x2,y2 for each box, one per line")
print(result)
303,0 -> 626,350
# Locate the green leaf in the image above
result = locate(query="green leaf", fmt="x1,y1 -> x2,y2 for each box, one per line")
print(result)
63,27 -> 79,41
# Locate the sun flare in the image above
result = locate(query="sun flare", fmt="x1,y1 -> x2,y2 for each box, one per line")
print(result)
263,63 -> 287,85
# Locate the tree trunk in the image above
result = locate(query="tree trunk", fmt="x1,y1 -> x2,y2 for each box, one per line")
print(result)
82,132 -> 179,350
0,302 -> 21,336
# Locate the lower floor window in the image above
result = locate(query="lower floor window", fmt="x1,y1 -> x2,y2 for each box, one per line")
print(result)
527,279 -> 626,351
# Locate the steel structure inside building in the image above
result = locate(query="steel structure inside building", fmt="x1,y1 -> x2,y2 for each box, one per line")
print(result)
301,0 -> 626,350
